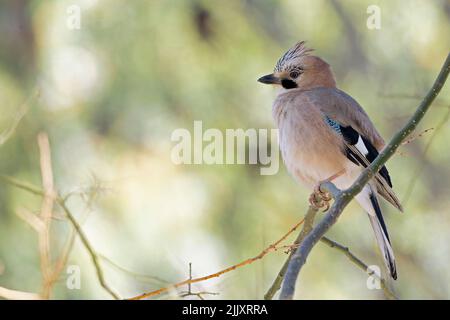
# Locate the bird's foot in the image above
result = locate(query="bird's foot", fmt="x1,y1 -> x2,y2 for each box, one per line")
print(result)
308,186 -> 331,212
308,170 -> 345,211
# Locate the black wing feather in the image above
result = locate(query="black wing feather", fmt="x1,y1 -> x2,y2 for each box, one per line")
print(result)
323,116 -> 401,211
361,136 -> 392,187
340,125 -> 393,188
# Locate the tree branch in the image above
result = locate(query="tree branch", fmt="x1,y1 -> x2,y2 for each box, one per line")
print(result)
0,88 -> 38,146
0,174 -> 120,300
264,206 -> 318,300
319,236 -> 397,300
37,132 -> 56,299
264,206 -> 397,299
279,52 -> 450,300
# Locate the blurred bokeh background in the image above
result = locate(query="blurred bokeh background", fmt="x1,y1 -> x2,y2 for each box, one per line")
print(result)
0,0 -> 449,300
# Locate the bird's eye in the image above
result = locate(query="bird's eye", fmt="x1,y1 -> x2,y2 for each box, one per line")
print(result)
289,70 -> 300,79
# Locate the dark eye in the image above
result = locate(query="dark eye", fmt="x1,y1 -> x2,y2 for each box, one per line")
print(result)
289,70 -> 300,79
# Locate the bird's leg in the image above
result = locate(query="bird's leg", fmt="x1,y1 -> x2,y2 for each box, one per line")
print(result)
309,170 -> 345,211
315,169 -> 344,197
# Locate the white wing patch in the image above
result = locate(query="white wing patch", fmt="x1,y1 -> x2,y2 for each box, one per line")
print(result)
355,136 -> 369,156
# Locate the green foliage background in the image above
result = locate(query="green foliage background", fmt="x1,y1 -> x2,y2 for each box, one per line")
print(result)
0,0 -> 449,299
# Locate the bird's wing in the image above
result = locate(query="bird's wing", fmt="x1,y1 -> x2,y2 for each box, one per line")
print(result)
341,125 -> 403,212
308,87 -> 386,151
304,88 -> 403,212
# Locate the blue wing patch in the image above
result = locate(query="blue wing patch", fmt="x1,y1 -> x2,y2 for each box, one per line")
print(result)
324,115 -> 341,135
323,115 -> 393,188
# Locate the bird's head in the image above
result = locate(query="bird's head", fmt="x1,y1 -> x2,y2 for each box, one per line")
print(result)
258,41 -> 336,91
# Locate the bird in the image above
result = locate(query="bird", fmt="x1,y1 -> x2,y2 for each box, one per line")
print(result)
258,41 -> 403,280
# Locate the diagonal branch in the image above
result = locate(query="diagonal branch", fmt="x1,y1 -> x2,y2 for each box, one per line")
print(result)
0,88 -> 38,146
319,236 -> 397,300
264,204 -> 397,300
264,206 -> 318,300
279,52 -> 450,300
0,174 -> 120,300
402,105 -> 450,204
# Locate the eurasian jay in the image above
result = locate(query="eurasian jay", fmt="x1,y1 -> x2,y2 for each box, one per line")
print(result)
258,41 -> 402,280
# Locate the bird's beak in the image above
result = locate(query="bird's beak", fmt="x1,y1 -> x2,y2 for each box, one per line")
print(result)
257,73 -> 281,85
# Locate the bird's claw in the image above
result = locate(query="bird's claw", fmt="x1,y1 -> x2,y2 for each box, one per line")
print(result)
309,184 -> 332,212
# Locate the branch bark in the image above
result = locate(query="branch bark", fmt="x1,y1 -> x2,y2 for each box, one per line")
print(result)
264,205 -> 397,300
264,207 -> 318,300
279,52 -> 450,300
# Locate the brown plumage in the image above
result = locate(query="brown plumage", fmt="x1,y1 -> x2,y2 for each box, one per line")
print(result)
258,41 -> 402,279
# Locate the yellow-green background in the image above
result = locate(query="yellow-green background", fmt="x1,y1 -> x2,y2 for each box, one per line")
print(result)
0,0 -> 449,299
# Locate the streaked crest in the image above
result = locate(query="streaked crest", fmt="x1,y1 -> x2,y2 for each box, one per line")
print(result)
274,41 -> 314,72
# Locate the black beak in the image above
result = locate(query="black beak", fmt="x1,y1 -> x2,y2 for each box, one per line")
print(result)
257,73 -> 281,85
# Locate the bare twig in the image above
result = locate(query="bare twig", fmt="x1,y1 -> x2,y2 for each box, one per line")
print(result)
179,291 -> 220,300
378,92 -> 447,107
57,201 -> 121,299
178,263 -> 219,300
127,217 -> 306,300
0,88 -> 39,145
16,207 -> 45,232
400,128 -> 434,146
99,254 -> 169,285
10,133 -> 61,299
37,132 -> 56,298
279,53 -> 450,300
50,226 -> 76,285
319,236 -> 397,300
0,174 -> 120,300
402,105 -> 450,204
0,286 -> 41,300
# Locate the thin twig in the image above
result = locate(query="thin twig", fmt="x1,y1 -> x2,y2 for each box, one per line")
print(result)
279,52 -> 450,299
402,105 -> 450,204
37,132 -> 56,299
50,226 -> 76,284
179,291 -> 220,300
16,207 -> 45,232
99,254 -> 170,285
320,236 -> 397,300
378,92 -> 447,107
0,88 -> 39,146
127,217 -> 306,300
57,201 -> 121,299
10,134 -> 63,299
400,128 -> 434,146
178,263 -> 219,300
0,286 -> 41,300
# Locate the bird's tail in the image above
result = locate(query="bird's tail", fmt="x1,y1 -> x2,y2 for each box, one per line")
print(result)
355,184 -> 397,280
